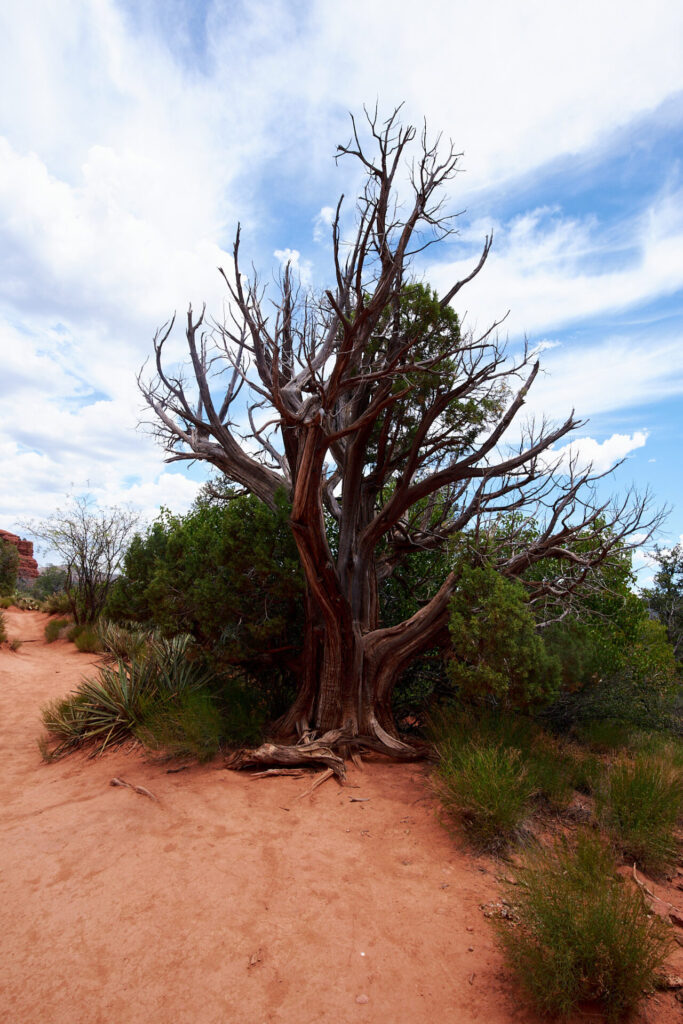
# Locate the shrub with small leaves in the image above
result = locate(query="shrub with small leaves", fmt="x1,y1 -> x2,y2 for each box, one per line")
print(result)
44,618 -> 69,643
436,739 -> 535,850
497,833 -> 673,1021
597,755 -> 683,874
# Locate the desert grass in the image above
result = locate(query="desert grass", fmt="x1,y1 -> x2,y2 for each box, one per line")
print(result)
497,832 -> 673,1020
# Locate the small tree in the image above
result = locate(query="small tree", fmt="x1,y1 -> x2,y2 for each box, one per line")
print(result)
0,537 -> 19,596
139,107 -> 660,773
643,544 -> 683,661
26,497 -> 139,624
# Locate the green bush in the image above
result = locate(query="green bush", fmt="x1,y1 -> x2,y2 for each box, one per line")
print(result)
44,617 -> 69,643
73,626 -> 102,653
0,537 -> 19,596
448,564 -> 561,710
432,709 -> 578,813
137,690 -> 223,762
436,739 -> 535,850
9,639 -> 22,652
32,566 -> 68,600
39,633 -> 262,761
0,611 -> 7,644
597,756 -> 683,874
497,833 -> 673,1021
42,591 -> 72,615
0,596 -> 12,609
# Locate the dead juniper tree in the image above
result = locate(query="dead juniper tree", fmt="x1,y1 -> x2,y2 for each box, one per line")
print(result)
139,107 -> 660,776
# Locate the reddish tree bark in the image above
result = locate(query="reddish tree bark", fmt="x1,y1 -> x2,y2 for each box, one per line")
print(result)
140,107 -> 659,771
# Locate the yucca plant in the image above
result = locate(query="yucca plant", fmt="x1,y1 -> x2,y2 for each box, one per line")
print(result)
40,633 -> 212,757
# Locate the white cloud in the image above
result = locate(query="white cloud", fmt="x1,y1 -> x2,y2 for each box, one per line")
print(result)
313,205 -> 335,243
273,247 -> 312,285
427,192 -> 683,339
0,0 -> 682,531
551,431 -> 648,475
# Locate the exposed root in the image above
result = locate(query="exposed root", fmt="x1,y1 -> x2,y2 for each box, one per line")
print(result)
225,723 -> 425,779
225,731 -> 348,780
293,767 -> 336,801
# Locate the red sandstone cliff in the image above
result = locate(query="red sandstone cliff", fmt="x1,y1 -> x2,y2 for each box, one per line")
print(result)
0,530 -> 39,580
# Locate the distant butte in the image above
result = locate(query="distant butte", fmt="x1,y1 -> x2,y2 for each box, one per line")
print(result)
0,529 -> 39,580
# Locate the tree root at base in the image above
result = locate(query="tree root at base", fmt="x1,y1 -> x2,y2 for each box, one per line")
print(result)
224,726 -> 425,782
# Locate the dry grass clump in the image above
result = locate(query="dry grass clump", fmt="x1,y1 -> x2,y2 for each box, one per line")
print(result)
497,833 -> 673,1021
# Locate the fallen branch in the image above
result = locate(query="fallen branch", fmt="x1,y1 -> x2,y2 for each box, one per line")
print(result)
110,777 -> 158,802
632,864 -> 683,918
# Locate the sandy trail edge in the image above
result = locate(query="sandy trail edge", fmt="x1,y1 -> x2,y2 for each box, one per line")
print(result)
0,609 -> 680,1024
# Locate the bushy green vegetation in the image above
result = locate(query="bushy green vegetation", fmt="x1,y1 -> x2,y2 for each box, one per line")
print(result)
0,610 -> 7,644
448,564 -> 561,709
41,591 -> 72,615
40,632 -> 265,760
436,740 -> 535,850
0,538 -> 19,596
32,566 -> 68,601
105,491 -> 304,721
432,711 -> 586,848
497,834 -> 673,1021
44,618 -> 69,643
597,755 -> 683,874
72,626 -> 102,653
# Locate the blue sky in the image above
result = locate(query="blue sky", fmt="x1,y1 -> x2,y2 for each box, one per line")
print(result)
0,0 -> 682,581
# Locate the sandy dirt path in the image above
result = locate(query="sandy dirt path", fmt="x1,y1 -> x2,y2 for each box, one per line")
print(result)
1,609 -> 680,1024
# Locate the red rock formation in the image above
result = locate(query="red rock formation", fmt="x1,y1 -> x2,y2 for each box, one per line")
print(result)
0,529 -> 39,580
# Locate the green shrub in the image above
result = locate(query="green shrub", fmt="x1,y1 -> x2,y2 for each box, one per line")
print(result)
0,537 -> 19,596
448,564 -> 561,709
42,591 -> 72,615
574,718 -> 635,754
597,756 -> 683,874
41,634 -> 212,757
44,617 -> 69,643
436,740 -> 535,850
0,596 -> 12,609
9,639 -> 22,652
0,611 -> 7,644
73,626 -> 102,653
497,833 -> 673,1021
136,690 -> 223,762
432,709 -> 577,812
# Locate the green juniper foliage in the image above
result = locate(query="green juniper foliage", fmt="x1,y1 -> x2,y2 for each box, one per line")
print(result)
448,564 -> 561,709
0,538 -> 19,597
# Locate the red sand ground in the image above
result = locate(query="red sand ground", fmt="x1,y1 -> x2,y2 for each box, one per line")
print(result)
1,608 -> 681,1024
